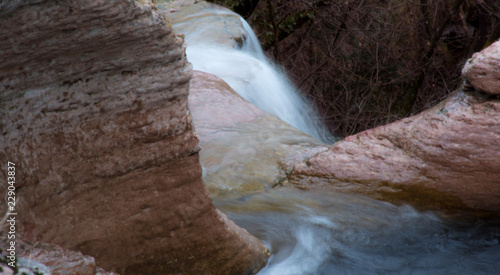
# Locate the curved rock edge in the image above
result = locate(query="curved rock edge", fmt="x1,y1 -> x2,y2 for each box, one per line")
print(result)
0,0 -> 269,274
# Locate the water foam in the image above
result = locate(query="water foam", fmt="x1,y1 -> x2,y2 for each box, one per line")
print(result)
183,8 -> 334,143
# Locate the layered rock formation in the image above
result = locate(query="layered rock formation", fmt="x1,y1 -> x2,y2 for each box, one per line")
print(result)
0,1 -> 268,274
290,41 -> 500,213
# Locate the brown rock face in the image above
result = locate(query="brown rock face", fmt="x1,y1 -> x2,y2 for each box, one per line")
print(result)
290,88 -> 500,212
0,1 -> 268,274
462,40 -> 500,95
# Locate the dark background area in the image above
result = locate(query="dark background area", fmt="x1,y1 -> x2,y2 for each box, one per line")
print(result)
208,0 -> 500,137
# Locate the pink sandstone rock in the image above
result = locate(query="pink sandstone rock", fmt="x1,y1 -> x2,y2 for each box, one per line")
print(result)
188,71 -> 328,198
188,70 -> 264,142
0,1 -> 268,274
462,40 -> 500,95
290,89 -> 500,212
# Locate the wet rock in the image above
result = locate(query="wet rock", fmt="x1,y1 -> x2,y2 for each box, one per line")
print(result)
189,71 -> 328,198
156,0 -> 247,48
290,88 -> 500,213
0,0 -> 268,274
462,40 -> 500,95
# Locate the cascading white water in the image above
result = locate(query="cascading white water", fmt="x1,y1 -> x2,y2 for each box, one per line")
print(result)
239,18 -> 267,60
182,9 -> 334,143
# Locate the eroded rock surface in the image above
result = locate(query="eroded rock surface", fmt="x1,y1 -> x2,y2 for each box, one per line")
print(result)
0,1 -> 268,274
290,85 -> 500,213
462,40 -> 500,95
189,71 -> 328,198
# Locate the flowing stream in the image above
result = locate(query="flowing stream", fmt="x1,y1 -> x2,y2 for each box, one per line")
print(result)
216,188 -> 500,274
169,4 -> 500,274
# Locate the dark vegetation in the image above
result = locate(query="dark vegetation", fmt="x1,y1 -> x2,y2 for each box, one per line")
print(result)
209,0 -> 500,137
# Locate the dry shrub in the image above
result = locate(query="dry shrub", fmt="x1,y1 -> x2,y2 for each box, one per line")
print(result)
210,0 -> 500,137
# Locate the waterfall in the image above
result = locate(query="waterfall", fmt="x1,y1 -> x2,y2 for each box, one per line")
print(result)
239,18 -> 267,60
182,9 -> 334,143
